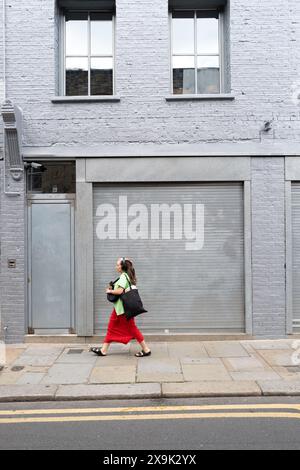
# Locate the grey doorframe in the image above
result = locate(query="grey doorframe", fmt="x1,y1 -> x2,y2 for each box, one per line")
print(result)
285,179 -> 293,334
244,180 -> 253,335
285,157 -> 300,334
76,156 -> 252,336
27,193 -> 76,333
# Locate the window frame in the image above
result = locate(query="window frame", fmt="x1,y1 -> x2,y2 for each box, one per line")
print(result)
169,9 -> 224,95
59,9 -> 115,97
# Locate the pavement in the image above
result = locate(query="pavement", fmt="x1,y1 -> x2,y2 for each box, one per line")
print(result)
1,339 -> 300,402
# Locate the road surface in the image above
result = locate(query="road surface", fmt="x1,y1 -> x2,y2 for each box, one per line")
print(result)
0,397 -> 299,450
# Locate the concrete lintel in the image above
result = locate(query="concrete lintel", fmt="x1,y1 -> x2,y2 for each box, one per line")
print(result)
85,156 -> 251,182
22,142 -> 300,159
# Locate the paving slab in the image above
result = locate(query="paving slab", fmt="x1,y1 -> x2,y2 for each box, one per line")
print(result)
204,341 -> 249,358
137,358 -> 183,383
258,379 -> 300,396
95,355 -> 138,367
130,342 -> 169,356
255,350 -> 296,367
0,370 -> 25,385
12,346 -> 64,367
41,363 -> 94,385
182,363 -> 232,382
137,373 -> 184,383
167,342 -> 208,359
95,343 -> 130,354
16,372 -> 45,385
24,366 -> 49,373
0,385 -> 57,402
12,355 -> 61,367
273,366 -> 300,380
229,370 -> 281,381
21,345 -> 64,356
4,347 -> 27,365
223,356 -> 268,372
137,357 -> 181,373
162,381 -> 261,398
180,357 -> 222,365
90,366 -> 136,384
56,383 -> 162,400
241,340 -> 293,351
56,349 -> 97,364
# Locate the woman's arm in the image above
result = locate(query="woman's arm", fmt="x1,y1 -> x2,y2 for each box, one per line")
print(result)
106,287 -> 124,295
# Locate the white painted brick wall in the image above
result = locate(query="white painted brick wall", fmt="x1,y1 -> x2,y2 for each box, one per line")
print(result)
1,0 -> 300,340
2,0 -> 300,146
0,0 -> 4,156
0,159 -> 25,343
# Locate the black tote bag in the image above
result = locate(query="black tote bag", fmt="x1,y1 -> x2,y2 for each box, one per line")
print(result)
121,273 -> 147,320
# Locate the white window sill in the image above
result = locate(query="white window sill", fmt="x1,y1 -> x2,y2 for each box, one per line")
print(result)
51,95 -> 121,103
166,94 -> 235,101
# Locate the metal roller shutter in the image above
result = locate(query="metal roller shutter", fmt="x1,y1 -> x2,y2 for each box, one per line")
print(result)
292,183 -> 300,331
93,182 -> 245,333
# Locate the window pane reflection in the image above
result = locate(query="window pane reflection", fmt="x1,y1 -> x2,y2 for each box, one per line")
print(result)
91,16 -> 113,56
66,57 -> 88,96
65,12 -> 88,56
172,56 -> 195,94
197,56 -> 220,94
91,58 -> 113,95
197,17 -> 219,54
172,14 -> 194,55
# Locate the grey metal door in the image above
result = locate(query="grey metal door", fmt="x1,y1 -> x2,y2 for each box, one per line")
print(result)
28,197 -> 74,332
93,183 -> 245,333
291,183 -> 300,331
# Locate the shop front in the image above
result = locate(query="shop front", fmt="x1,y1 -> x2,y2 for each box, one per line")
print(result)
75,155 -> 252,337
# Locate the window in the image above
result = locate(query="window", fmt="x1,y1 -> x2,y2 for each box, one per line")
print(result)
63,11 -> 114,96
27,162 -> 76,194
171,10 -> 221,95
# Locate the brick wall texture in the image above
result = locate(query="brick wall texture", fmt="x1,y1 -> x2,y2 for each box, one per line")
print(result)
1,0 -> 300,340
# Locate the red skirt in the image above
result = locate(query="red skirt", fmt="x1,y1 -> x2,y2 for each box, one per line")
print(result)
104,308 -> 144,344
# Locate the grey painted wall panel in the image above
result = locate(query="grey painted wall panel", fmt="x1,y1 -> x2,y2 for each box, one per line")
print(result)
86,156 -> 251,182
285,157 -> 300,181
251,157 -> 286,336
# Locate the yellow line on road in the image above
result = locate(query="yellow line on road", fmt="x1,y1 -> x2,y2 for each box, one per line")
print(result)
0,403 -> 300,417
0,412 -> 300,425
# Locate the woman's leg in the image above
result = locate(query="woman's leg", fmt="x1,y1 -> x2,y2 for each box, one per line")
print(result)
138,340 -> 151,353
101,342 -> 110,354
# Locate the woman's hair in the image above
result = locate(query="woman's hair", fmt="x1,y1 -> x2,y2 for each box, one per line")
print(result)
122,258 -> 137,285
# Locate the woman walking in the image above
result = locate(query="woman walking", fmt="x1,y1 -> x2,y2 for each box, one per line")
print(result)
90,257 -> 151,357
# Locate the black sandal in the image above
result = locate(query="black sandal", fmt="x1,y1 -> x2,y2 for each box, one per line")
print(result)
90,347 -> 107,356
135,350 -> 151,357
